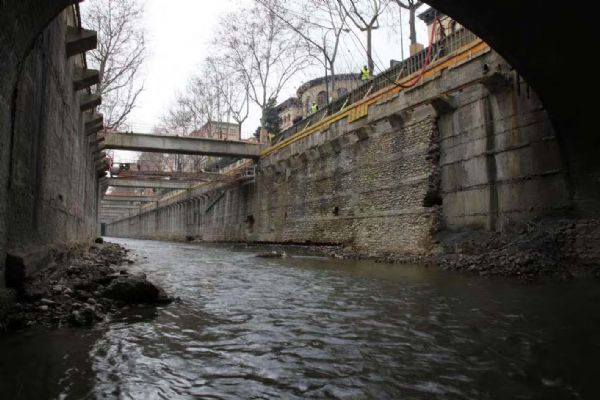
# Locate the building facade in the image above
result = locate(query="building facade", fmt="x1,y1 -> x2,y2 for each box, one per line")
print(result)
277,73 -> 361,129
190,121 -> 240,141
277,97 -> 303,130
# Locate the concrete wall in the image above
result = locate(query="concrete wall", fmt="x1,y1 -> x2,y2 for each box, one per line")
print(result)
439,76 -> 570,231
106,50 -> 570,259
0,7 -> 100,298
0,0 -> 79,297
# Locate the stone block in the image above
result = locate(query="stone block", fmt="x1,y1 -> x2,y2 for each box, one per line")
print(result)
275,160 -> 290,174
73,68 -> 100,91
66,26 -> 98,57
497,175 -> 570,213
307,147 -> 320,160
350,125 -> 373,142
429,95 -> 457,115
0,288 -> 17,320
495,141 -> 563,182
481,72 -> 511,94
5,245 -> 66,289
289,155 -> 304,169
442,157 -> 489,192
443,187 -> 491,219
80,93 -> 101,112
84,112 -> 103,129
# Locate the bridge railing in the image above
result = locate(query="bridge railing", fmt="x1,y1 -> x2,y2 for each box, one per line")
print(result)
273,28 -> 478,144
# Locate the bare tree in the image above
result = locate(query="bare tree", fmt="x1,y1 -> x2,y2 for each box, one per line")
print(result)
204,57 -> 249,137
255,0 -> 348,99
391,0 -> 422,46
336,0 -> 392,73
216,5 -> 312,130
83,0 -> 146,129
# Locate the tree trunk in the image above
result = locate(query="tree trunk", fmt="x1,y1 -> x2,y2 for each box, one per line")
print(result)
367,27 -> 374,73
330,61 -> 336,95
409,6 -> 417,45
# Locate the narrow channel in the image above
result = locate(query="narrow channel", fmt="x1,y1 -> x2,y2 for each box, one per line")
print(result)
1,238 -> 599,399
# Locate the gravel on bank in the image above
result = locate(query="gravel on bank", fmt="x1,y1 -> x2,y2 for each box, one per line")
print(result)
1,241 -> 171,332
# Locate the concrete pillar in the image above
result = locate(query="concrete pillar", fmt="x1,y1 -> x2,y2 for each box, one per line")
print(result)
479,89 -> 499,231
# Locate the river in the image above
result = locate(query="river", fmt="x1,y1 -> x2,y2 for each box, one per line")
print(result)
1,237 -> 599,399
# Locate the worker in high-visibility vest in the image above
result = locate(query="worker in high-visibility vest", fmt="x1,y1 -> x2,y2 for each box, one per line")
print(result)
360,65 -> 371,81
311,101 -> 318,114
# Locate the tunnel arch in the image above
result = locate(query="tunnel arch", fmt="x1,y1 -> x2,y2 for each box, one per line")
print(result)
0,0 -> 597,217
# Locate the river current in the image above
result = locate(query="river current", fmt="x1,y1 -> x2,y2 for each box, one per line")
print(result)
1,238 -> 599,399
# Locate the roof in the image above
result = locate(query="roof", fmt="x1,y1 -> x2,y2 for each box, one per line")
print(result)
276,97 -> 302,112
200,121 -> 239,130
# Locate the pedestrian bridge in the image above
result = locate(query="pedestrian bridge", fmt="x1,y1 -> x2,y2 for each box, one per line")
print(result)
104,132 -> 262,159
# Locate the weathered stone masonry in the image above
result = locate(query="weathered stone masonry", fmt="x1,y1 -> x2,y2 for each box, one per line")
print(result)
106,50 -> 571,260
1,7 -> 101,307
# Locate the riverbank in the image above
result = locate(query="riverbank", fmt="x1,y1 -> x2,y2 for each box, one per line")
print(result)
0,241 -> 171,332
184,218 -> 599,281
432,218 -> 600,280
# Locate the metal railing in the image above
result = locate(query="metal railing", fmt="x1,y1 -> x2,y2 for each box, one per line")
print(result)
273,28 -> 478,144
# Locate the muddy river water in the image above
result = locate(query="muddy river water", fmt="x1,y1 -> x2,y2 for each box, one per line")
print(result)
1,238 -> 599,399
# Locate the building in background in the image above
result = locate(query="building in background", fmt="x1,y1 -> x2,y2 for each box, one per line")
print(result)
190,121 -> 240,141
297,73 -> 360,114
277,73 -> 361,127
277,97 -> 303,130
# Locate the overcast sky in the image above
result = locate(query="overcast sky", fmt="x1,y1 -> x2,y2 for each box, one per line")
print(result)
83,0 -> 429,143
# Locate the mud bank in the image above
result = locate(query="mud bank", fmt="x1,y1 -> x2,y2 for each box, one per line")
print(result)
1,241 -> 171,332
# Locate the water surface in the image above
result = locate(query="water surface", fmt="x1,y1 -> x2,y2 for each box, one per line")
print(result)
1,238 -> 599,399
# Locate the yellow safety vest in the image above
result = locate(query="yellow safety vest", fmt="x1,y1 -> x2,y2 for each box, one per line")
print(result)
311,103 -> 318,113
361,67 -> 370,81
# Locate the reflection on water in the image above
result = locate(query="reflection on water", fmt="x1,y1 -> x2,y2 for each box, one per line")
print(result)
1,238 -> 600,399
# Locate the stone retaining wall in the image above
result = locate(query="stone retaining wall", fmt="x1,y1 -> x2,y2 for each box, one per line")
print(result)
1,8 -> 100,304
107,50 -> 571,261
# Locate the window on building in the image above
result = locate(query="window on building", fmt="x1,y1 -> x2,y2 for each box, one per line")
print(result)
317,91 -> 327,107
337,87 -> 348,97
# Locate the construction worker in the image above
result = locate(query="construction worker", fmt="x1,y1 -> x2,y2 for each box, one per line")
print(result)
311,101 -> 318,114
360,65 -> 371,81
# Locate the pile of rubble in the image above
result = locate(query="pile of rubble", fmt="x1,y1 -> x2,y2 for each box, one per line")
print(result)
1,241 -> 171,331
434,219 -> 600,280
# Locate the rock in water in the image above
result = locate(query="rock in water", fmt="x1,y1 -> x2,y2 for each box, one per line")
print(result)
256,251 -> 288,259
94,237 -> 104,244
102,275 -> 171,304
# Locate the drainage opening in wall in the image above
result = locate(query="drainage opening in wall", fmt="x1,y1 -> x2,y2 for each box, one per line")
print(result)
423,193 -> 443,207
245,215 -> 255,233
333,206 -> 340,216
